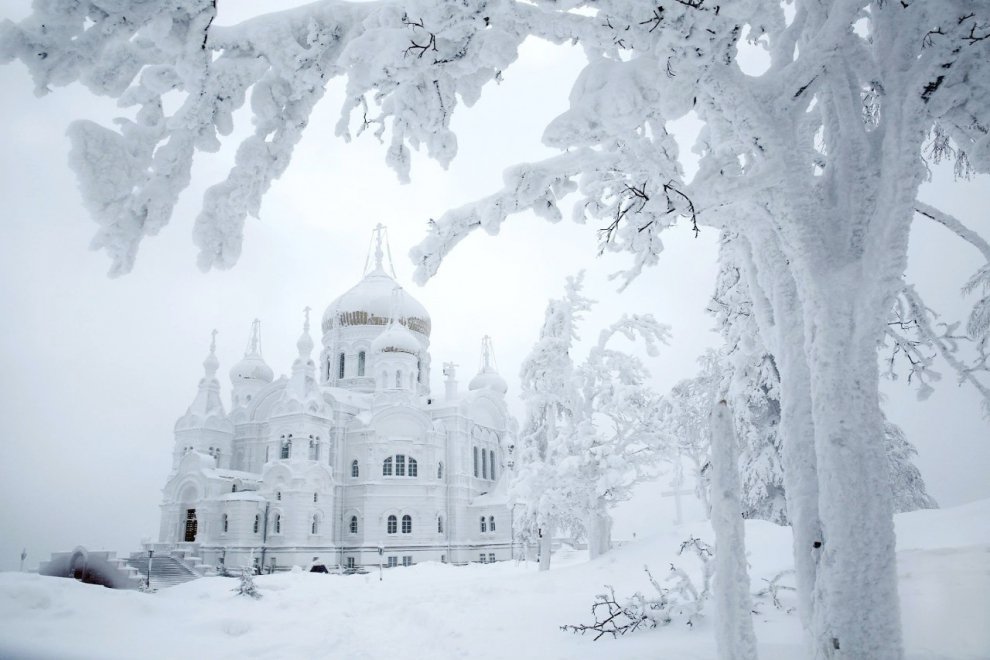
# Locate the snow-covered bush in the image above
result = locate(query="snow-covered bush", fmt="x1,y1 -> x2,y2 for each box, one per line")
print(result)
233,569 -> 262,600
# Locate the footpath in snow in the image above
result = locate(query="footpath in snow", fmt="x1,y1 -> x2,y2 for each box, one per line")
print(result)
1,500 -> 988,660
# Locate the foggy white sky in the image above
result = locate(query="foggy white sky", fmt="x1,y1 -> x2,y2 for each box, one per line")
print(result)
0,1 -> 987,571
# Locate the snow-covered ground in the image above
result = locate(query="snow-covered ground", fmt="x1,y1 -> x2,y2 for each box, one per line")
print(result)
2,501 -> 988,660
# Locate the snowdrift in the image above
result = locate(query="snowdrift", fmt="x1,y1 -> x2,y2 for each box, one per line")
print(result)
1,500 -> 987,660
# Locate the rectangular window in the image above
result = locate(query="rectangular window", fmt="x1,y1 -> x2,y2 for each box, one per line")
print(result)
338,353 -> 346,379
358,351 -> 366,377
441,554 -> 446,564
387,556 -> 397,568
402,556 -> 412,567
346,557 -> 355,568
479,554 -> 486,564
482,448 -> 488,479
473,447 -> 479,477
396,455 -> 406,476
489,553 -> 495,563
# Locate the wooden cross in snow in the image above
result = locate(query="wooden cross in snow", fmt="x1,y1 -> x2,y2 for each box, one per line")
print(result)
661,483 -> 695,525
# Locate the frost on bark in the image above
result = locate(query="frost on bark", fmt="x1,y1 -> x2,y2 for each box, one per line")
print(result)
710,400 -> 758,660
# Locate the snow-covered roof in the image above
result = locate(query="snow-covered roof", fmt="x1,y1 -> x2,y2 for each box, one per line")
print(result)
213,468 -> 262,482
322,268 -> 431,336
217,491 -> 267,502
371,323 -> 420,355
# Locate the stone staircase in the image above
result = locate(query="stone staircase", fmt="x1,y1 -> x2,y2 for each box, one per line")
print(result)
126,545 -> 209,589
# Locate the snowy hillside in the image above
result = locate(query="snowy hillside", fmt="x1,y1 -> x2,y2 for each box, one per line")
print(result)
2,501 -> 987,660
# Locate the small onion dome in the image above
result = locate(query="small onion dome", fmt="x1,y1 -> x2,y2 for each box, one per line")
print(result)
322,269 -> 431,337
229,353 -> 274,384
371,323 -> 420,355
469,367 -> 508,395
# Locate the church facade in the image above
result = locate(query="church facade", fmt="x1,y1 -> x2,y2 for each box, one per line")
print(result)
156,232 -> 516,572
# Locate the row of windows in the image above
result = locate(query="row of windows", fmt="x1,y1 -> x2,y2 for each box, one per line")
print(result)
333,351 -> 367,380
479,553 -> 496,563
473,447 -> 497,480
268,490 -> 320,503
349,459 -> 445,480
274,435 -> 322,461
332,352 -> 424,385
220,512 -> 322,535
383,455 -> 416,477
480,516 -> 496,533
386,556 -> 414,567
347,514 -> 449,535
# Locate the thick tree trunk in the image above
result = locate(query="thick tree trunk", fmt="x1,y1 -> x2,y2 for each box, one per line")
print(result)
711,400 -> 759,660
586,505 -> 612,560
805,278 -> 902,660
773,307 -> 824,640
741,227 -> 824,641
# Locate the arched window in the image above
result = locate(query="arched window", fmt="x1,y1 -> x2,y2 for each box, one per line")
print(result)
214,448 -> 221,466
437,516 -> 444,533
490,450 -> 496,480
274,513 -> 282,534
396,455 -> 406,476
387,515 -> 397,534
482,448 -> 488,479
311,515 -> 319,535
480,516 -> 487,533
358,351 -> 366,377
350,516 -> 358,534
351,459 -> 359,478
275,490 -> 282,501
473,447 -> 479,477
383,457 -> 393,476
309,439 -> 319,461
338,353 -> 346,379
437,462 -> 444,480
253,514 -> 259,534
326,358 -> 332,381
489,516 -> 496,532
280,438 -> 290,459
401,515 -> 412,534
313,492 -> 319,503
222,514 -> 228,533
231,484 -> 238,493
395,370 -> 402,388
417,358 -> 422,383
408,458 -> 418,477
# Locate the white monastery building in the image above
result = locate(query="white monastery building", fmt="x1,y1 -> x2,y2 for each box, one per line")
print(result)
156,227 -> 516,572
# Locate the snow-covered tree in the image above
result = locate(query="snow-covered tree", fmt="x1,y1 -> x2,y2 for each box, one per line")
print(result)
513,273 -> 668,568
4,1 -> 989,656
883,419 -> 938,514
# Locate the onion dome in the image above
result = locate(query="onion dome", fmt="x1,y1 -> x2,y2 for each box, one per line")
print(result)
468,336 -> 508,395
469,368 -> 508,395
229,319 -> 274,384
371,323 -> 421,355
321,224 -> 431,336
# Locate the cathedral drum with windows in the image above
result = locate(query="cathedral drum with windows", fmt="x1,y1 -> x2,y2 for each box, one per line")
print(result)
157,228 -> 517,572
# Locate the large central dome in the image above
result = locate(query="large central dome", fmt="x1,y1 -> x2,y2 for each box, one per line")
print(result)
321,267 -> 431,337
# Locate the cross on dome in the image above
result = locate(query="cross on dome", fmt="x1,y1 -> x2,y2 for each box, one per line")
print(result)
364,223 -> 397,277
203,329 -> 219,379
246,318 -> 262,356
297,306 -> 314,358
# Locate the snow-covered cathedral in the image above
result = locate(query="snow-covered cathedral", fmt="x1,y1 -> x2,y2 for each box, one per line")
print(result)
157,227 -> 516,572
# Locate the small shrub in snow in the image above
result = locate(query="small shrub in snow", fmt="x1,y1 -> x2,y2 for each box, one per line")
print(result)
752,570 -> 797,615
233,569 -> 261,599
561,537 -> 713,640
